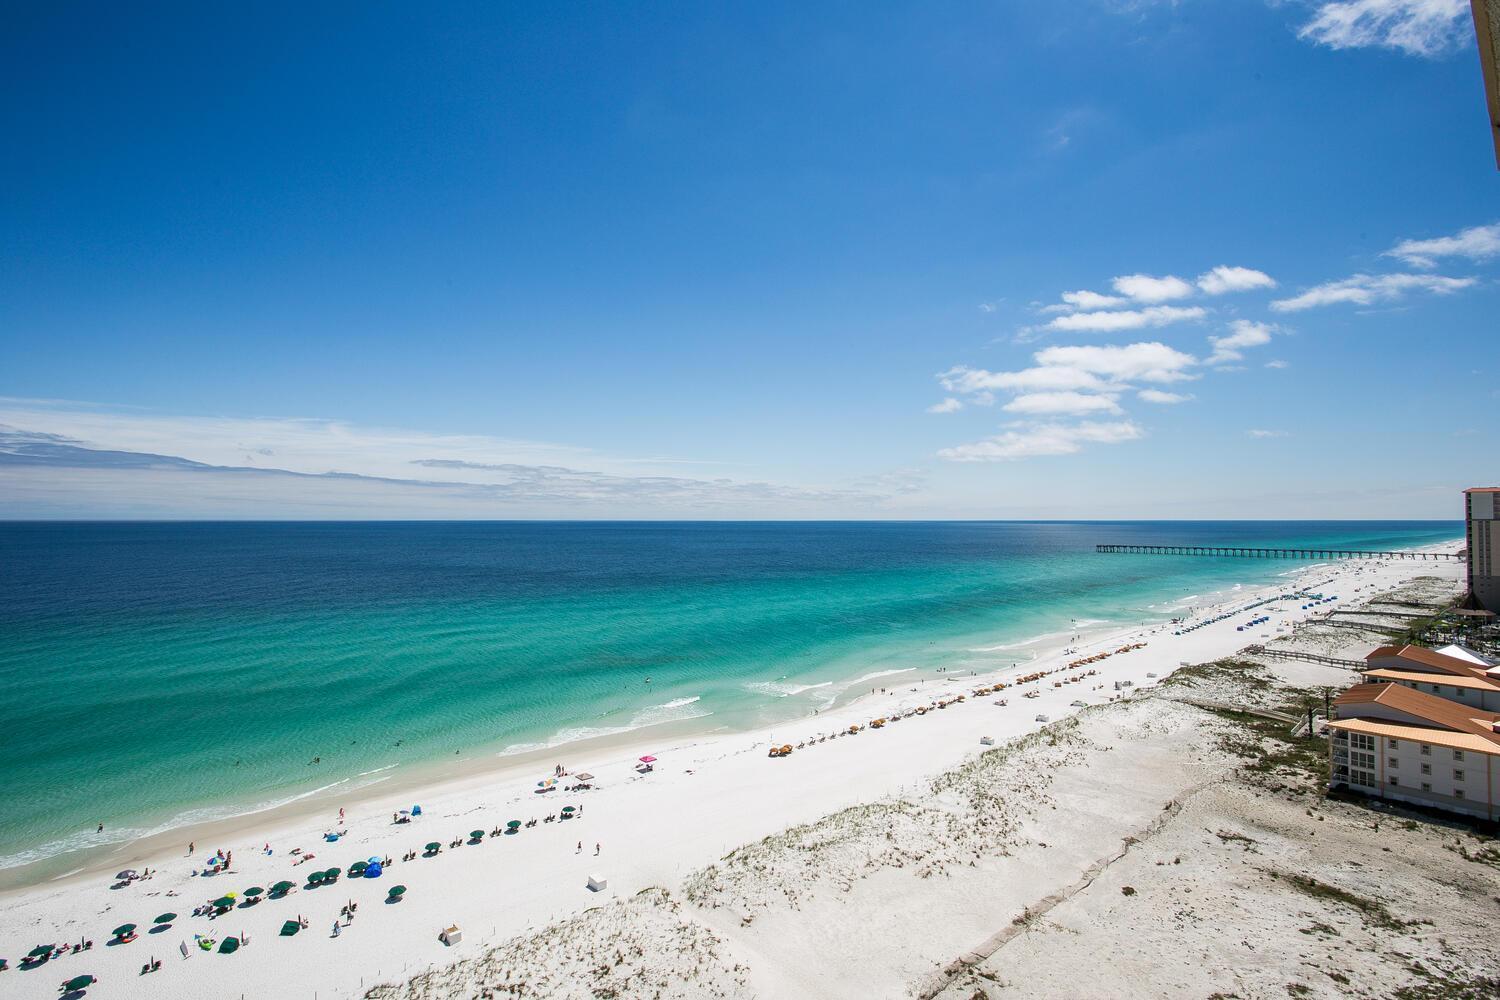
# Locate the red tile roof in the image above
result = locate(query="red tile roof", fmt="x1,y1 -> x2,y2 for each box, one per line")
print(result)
1334,682 -> 1500,747
1365,645 -> 1492,681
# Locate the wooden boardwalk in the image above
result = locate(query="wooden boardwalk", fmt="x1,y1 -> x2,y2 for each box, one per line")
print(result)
1096,544 -> 1458,561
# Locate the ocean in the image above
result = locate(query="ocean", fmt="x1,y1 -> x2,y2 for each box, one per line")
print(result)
0,520 -> 1461,876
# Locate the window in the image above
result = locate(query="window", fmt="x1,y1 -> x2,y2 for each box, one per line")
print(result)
1420,762 -> 1431,775
1352,733 -> 1375,752
1387,757 -> 1398,769
1388,738 -> 1400,749
1387,775 -> 1399,786
1454,770 -> 1465,782
1352,752 -> 1375,770
1455,789 -> 1466,800
1429,684 -> 1440,693
1421,782 -> 1432,792
1420,744 -> 1432,756
1453,750 -> 1465,762
1351,770 -> 1376,788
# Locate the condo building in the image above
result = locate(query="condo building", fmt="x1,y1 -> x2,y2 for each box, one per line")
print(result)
1328,682 -> 1500,821
1466,487 -> 1500,612
1361,644 -> 1500,712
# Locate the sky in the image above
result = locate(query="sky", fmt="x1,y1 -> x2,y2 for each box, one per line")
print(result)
1,0 -> 1496,520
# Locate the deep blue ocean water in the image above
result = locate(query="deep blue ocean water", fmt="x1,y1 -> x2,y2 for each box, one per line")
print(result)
0,520 -> 1461,872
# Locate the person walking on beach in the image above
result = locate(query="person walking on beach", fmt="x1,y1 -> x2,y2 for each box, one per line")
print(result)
576,841 -> 582,853
188,841 -> 194,855
332,921 -> 341,938
594,842 -> 600,856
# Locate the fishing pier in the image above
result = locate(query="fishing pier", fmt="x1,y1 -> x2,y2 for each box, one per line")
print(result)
1095,544 -> 1459,561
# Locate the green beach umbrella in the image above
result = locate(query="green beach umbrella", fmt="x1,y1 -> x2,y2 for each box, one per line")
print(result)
425,841 -> 441,852
323,867 -> 339,879
561,805 -> 575,814
154,912 -> 177,924
243,886 -> 264,897
64,974 -> 95,990
27,944 -> 53,957
219,936 -> 240,955
470,829 -> 484,840
349,861 -> 367,874
506,820 -> 521,830
212,896 -> 236,909
387,884 -> 406,898
280,920 -> 301,936
111,924 -> 137,939
271,880 -> 295,894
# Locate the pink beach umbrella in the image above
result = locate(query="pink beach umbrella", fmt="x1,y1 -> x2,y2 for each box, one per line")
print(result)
638,755 -> 656,764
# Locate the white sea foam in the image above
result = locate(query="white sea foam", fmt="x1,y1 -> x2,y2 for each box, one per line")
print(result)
357,764 -> 398,777
742,679 -> 834,698
496,695 -> 712,757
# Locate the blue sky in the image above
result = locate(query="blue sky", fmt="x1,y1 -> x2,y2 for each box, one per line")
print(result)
1,1 -> 1495,518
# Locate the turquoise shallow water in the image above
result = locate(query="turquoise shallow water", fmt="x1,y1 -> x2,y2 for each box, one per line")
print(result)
0,520 -> 1461,871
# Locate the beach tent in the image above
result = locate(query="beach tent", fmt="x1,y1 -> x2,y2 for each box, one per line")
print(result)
411,805 -> 422,815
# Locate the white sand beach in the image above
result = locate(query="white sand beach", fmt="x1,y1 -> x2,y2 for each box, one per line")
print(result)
2,543 -> 1486,1000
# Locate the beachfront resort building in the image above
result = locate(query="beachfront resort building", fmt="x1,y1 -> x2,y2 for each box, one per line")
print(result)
1361,644 -> 1500,712
1466,488 -> 1500,612
1328,682 -> 1500,821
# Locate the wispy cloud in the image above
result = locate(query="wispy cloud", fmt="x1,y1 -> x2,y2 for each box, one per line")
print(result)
1195,265 -> 1276,295
939,365 -> 1110,395
1265,359 -> 1289,369
1137,389 -> 1193,404
927,397 -> 964,414
938,420 -> 1143,462
1206,319 -> 1275,365
1035,342 -> 1199,383
1002,391 -> 1123,416
1110,273 -> 1196,303
0,403 -> 906,517
1295,0 -> 1472,58
1045,304 -> 1207,332
1247,429 -> 1288,439
1386,222 -> 1500,268
1270,272 -> 1476,311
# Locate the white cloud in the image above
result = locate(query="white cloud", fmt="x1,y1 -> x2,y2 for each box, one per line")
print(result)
938,420 -> 1143,462
1386,222 -> 1500,268
1035,342 -> 1199,383
1137,389 -> 1193,404
1060,289 -> 1129,311
1247,429 -> 1288,439
1196,265 -> 1277,295
1111,273 -> 1196,303
1270,272 -> 1476,311
939,365 -> 1109,394
1265,359 -> 1289,369
1297,0 -> 1471,58
1045,304 -> 1207,332
1207,319 -> 1275,364
927,398 -> 963,414
1002,391 -> 1123,416
978,302 -> 998,313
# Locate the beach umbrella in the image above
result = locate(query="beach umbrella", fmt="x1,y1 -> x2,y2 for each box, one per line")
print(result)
116,869 -> 138,880
368,856 -> 381,865
348,862 -> 368,876
306,870 -> 324,885
271,880 -> 295,894
212,896 -> 236,909
219,936 -> 240,955
638,755 -> 656,763
64,974 -> 95,991
561,806 -> 575,814
537,778 -> 555,788
243,886 -> 264,897
153,912 -> 177,924
27,944 -> 53,958
387,884 -> 406,898
425,841 -> 441,852
111,923 -> 137,938
280,920 -> 300,936
573,772 -> 594,781
469,829 -> 485,840
365,863 -> 382,878
506,820 -> 521,830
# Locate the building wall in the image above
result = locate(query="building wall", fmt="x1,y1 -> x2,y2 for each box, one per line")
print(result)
1468,491 -> 1500,611
1330,728 -> 1498,820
